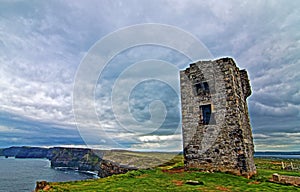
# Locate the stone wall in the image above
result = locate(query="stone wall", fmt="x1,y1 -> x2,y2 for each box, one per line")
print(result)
272,173 -> 300,186
180,57 -> 256,177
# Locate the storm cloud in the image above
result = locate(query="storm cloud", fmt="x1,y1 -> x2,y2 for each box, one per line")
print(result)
0,0 -> 299,151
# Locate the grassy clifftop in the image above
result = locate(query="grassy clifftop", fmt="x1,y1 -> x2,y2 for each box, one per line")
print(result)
97,150 -> 180,169
38,156 -> 300,191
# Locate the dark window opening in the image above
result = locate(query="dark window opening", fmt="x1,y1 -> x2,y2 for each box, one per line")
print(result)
194,83 -> 202,95
193,82 -> 210,95
203,82 -> 209,91
200,104 -> 216,125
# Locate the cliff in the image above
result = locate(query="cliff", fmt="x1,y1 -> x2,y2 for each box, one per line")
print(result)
0,146 -> 136,177
49,147 -> 101,171
2,146 -> 49,158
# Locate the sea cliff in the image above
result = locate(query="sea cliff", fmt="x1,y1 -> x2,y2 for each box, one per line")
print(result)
0,146 -> 136,178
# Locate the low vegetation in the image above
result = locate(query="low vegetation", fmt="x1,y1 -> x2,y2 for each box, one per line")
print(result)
40,156 -> 300,192
97,150 -> 179,169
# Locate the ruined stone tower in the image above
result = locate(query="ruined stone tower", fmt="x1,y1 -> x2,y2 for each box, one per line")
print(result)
180,57 -> 256,177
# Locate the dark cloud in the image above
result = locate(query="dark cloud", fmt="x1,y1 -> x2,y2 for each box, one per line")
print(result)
0,112 -> 84,148
0,0 -> 299,151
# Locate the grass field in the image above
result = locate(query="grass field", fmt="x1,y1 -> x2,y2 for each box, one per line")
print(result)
95,150 -> 180,169
40,156 -> 300,192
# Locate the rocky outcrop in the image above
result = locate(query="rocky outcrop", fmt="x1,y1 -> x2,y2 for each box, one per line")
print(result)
98,159 -> 137,178
35,181 -> 51,192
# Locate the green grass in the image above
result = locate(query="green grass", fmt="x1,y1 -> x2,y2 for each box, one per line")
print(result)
41,156 -> 300,192
96,150 -> 180,169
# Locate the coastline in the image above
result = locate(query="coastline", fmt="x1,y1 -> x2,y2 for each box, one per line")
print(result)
1,147 -> 300,191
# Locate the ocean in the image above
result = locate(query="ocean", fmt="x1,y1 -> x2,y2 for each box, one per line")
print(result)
254,154 -> 300,159
0,157 -> 96,192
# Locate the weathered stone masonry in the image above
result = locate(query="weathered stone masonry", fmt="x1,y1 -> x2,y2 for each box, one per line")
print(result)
180,57 -> 256,177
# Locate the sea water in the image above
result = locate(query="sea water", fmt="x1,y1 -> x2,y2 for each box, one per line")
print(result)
254,154 -> 300,159
0,157 -> 95,192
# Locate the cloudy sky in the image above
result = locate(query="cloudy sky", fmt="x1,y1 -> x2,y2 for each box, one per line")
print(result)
0,0 -> 299,151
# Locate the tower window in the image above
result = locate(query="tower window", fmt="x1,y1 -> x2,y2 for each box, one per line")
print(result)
203,82 -> 209,91
193,82 -> 209,95
200,104 -> 216,125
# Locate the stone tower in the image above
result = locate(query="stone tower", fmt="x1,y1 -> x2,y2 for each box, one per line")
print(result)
180,57 -> 256,177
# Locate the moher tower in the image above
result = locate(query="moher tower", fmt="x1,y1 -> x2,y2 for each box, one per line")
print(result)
180,57 -> 256,177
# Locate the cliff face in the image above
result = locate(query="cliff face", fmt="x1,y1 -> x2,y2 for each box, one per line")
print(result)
49,147 -> 101,171
1,146 -> 136,178
3,146 -> 49,158
49,148 -> 136,177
